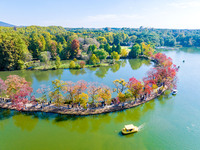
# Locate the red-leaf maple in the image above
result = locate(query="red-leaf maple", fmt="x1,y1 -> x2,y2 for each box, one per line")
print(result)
5,75 -> 33,110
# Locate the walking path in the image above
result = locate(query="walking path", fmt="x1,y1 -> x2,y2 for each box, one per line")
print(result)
0,86 -> 168,116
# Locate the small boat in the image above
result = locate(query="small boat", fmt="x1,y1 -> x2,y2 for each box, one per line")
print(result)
122,124 -> 138,135
172,90 -> 178,95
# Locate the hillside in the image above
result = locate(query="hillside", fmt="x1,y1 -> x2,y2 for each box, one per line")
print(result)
0,21 -> 15,27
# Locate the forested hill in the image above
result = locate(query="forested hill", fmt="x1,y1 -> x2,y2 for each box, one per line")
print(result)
0,25 -> 200,71
0,21 -> 15,27
66,27 -> 200,47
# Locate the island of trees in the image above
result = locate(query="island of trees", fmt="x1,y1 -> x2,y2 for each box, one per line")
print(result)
0,50 -> 178,115
0,26 -> 198,71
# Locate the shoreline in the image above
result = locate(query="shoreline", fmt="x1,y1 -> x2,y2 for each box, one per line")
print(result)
0,86 -> 168,116
0,55 -> 174,116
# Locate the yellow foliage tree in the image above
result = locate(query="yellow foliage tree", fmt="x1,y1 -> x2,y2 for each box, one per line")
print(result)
99,87 -> 112,105
117,92 -> 126,103
79,93 -> 89,108
120,48 -> 128,57
141,42 -> 154,57
113,79 -> 127,93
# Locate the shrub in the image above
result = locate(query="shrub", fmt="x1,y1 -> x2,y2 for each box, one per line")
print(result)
73,58 -> 77,62
75,64 -> 80,69
79,61 -> 86,68
89,54 -> 100,65
69,61 -> 76,68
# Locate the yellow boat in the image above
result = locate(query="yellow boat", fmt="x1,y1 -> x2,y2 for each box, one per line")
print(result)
122,124 -> 138,135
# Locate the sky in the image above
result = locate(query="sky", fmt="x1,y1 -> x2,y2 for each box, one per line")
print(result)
1,0 -> 200,29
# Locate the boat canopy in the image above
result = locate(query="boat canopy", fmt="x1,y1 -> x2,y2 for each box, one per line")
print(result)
125,124 -> 134,130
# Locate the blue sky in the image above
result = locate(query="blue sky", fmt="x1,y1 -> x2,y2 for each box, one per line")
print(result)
1,0 -> 200,29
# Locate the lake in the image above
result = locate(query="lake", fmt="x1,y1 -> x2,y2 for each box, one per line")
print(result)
0,47 -> 200,150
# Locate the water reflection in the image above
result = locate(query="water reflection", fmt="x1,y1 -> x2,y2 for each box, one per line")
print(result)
0,91 -> 173,133
157,47 -> 200,54
157,91 -> 173,106
110,63 -> 120,73
0,58 -> 151,84
113,100 -> 156,123
0,109 -> 12,129
12,113 -> 39,131
69,68 -> 86,76
34,69 -> 64,82
52,113 -> 112,133
53,115 -> 90,133
0,109 -> 12,121
95,67 -> 110,78
129,59 -> 151,70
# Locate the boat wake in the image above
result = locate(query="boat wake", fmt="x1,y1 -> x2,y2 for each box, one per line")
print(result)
138,123 -> 145,131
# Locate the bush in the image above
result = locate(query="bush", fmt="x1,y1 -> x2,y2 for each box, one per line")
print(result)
25,61 -> 33,68
75,64 -> 80,69
73,58 -> 77,62
89,54 -> 100,65
17,60 -> 25,70
69,61 -> 76,68
79,61 -> 86,68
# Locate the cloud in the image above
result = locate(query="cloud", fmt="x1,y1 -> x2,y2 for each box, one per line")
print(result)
169,1 -> 200,8
86,14 -> 142,22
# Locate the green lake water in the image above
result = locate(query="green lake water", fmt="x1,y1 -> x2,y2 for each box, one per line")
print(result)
0,47 -> 200,150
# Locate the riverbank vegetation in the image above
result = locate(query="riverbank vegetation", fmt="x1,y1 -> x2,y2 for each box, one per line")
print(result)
0,52 -> 178,114
0,26 -> 197,71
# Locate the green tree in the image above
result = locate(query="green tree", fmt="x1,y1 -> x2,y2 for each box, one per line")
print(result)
129,44 -> 141,58
104,43 -> 112,54
39,51 -> 51,69
0,32 -> 28,70
49,79 -> 64,105
28,32 -> 40,59
96,36 -> 107,44
111,51 -> 120,61
93,49 -> 109,62
57,42 -> 63,55
55,56 -> 61,69
112,44 -> 116,53
115,44 -> 121,54
87,45 -> 97,54
60,43 -> 71,60
89,54 -> 100,65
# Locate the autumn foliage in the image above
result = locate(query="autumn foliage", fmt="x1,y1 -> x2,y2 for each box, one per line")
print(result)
71,39 -> 80,58
5,75 -> 33,110
1,52 -> 178,110
115,52 -> 178,102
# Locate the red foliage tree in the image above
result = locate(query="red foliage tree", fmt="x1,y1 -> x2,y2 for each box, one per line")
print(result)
71,39 -> 80,58
88,82 -> 101,103
50,40 -> 57,59
5,75 -> 33,110
63,80 -> 87,104
153,53 -> 173,67
127,77 -> 144,100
